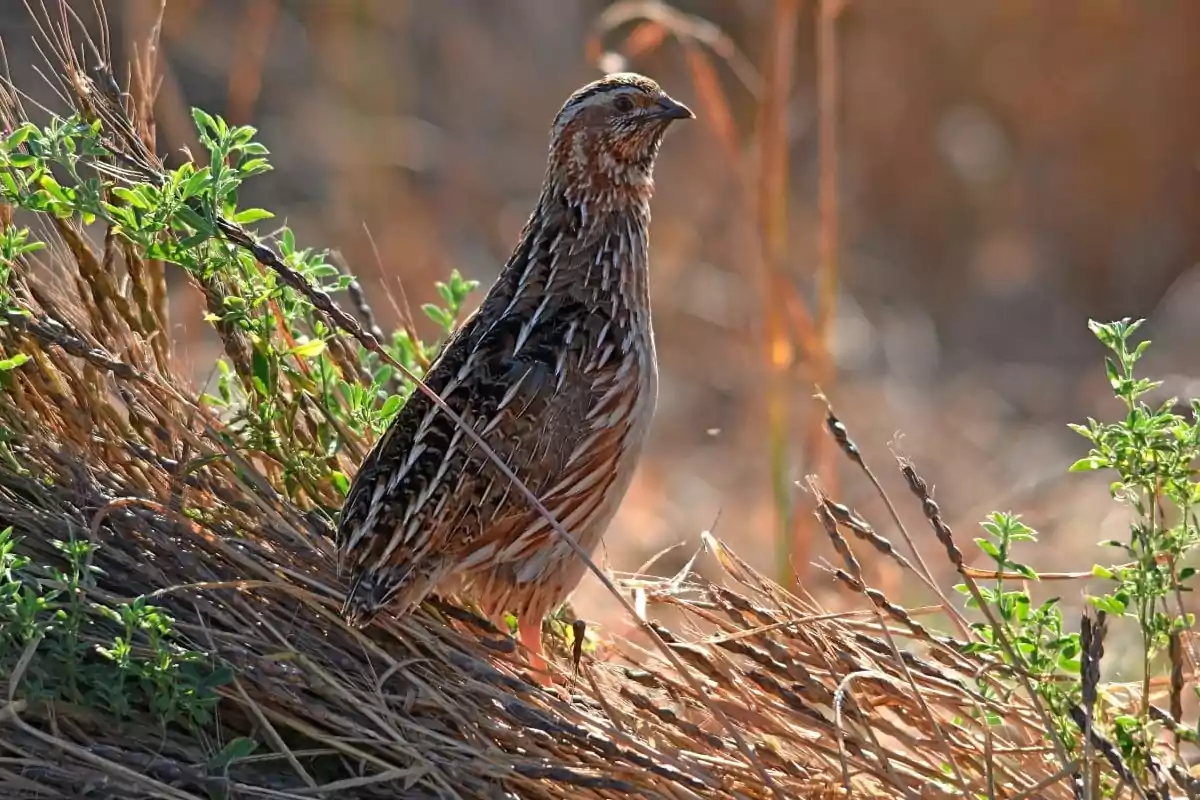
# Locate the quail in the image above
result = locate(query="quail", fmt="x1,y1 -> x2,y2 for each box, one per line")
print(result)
337,72 -> 693,680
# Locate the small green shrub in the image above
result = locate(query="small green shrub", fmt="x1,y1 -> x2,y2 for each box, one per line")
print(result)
0,101 -> 476,747
959,318 -> 1200,795
0,525 -> 227,730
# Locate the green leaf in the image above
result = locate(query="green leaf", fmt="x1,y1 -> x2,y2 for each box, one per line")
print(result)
232,207 -> 274,224
380,394 -> 403,419
0,352 -> 30,371
111,186 -> 149,209
422,303 -> 451,329
195,663 -> 235,695
330,471 -> 350,496
1088,594 -> 1127,616
250,348 -> 275,396
176,231 -> 209,251
288,339 -> 326,359
1010,562 -> 1039,581
181,166 -> 211,199
1059,655 -> 1082,673
191,107 -> 220,139
5,124 -> 33,149
1105,356 -> 1120,390
0,171 -> 20,198
238,158 -> 272,176
974,538 -> 1001,560
209,737 -> 258,771
175,204 -> 213,234
37,174 -> 71,204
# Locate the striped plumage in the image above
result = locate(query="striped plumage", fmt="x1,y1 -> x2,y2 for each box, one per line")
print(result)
337,73 -> 692,679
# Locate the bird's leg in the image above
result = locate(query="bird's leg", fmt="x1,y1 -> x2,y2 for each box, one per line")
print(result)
518,615 -> 554,686
570,618 -> 587,686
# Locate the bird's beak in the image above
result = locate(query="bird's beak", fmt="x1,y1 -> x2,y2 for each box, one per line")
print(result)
653,94 -> 695,121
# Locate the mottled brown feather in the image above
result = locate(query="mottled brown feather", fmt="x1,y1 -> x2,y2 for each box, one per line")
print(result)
337,72 -> 692,652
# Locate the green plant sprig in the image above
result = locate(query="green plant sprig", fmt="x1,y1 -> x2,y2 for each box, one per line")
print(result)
957,318 -> 1200,793
0,108 -> 477,509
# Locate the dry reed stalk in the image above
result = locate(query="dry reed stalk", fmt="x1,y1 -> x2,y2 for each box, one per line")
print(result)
756,0 -> 802,591
798,0 -> 848,594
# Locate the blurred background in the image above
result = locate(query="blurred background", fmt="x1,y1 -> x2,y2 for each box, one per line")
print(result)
5,0 -> 1200,637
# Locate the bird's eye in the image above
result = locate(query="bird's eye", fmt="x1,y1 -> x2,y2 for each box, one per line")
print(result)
613,95 -> 634,113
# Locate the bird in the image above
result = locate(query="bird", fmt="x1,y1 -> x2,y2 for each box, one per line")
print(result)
336,72 -> 693,681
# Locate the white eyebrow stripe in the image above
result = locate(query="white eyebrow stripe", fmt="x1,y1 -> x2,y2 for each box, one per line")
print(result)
553,85 -> 650,137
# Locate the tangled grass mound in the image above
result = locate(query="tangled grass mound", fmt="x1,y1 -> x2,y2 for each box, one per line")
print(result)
1,6 -> 1197,799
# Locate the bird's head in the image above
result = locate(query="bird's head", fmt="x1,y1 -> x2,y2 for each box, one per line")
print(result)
547,72 -> 693,201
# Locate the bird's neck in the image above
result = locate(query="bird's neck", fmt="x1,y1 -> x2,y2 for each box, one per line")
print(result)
497,180 -> 654,333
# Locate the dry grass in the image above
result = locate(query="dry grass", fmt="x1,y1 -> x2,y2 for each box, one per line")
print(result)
0,3 -> 1189,799
0,316 -> 1094,798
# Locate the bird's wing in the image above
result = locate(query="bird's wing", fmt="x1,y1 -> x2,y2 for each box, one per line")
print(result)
336,314 -> 491,564
334,290 -> 622,609
452,306 -> 642,584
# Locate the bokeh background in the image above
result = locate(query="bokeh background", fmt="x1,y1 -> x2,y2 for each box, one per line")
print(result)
6,0 -> 1200,639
